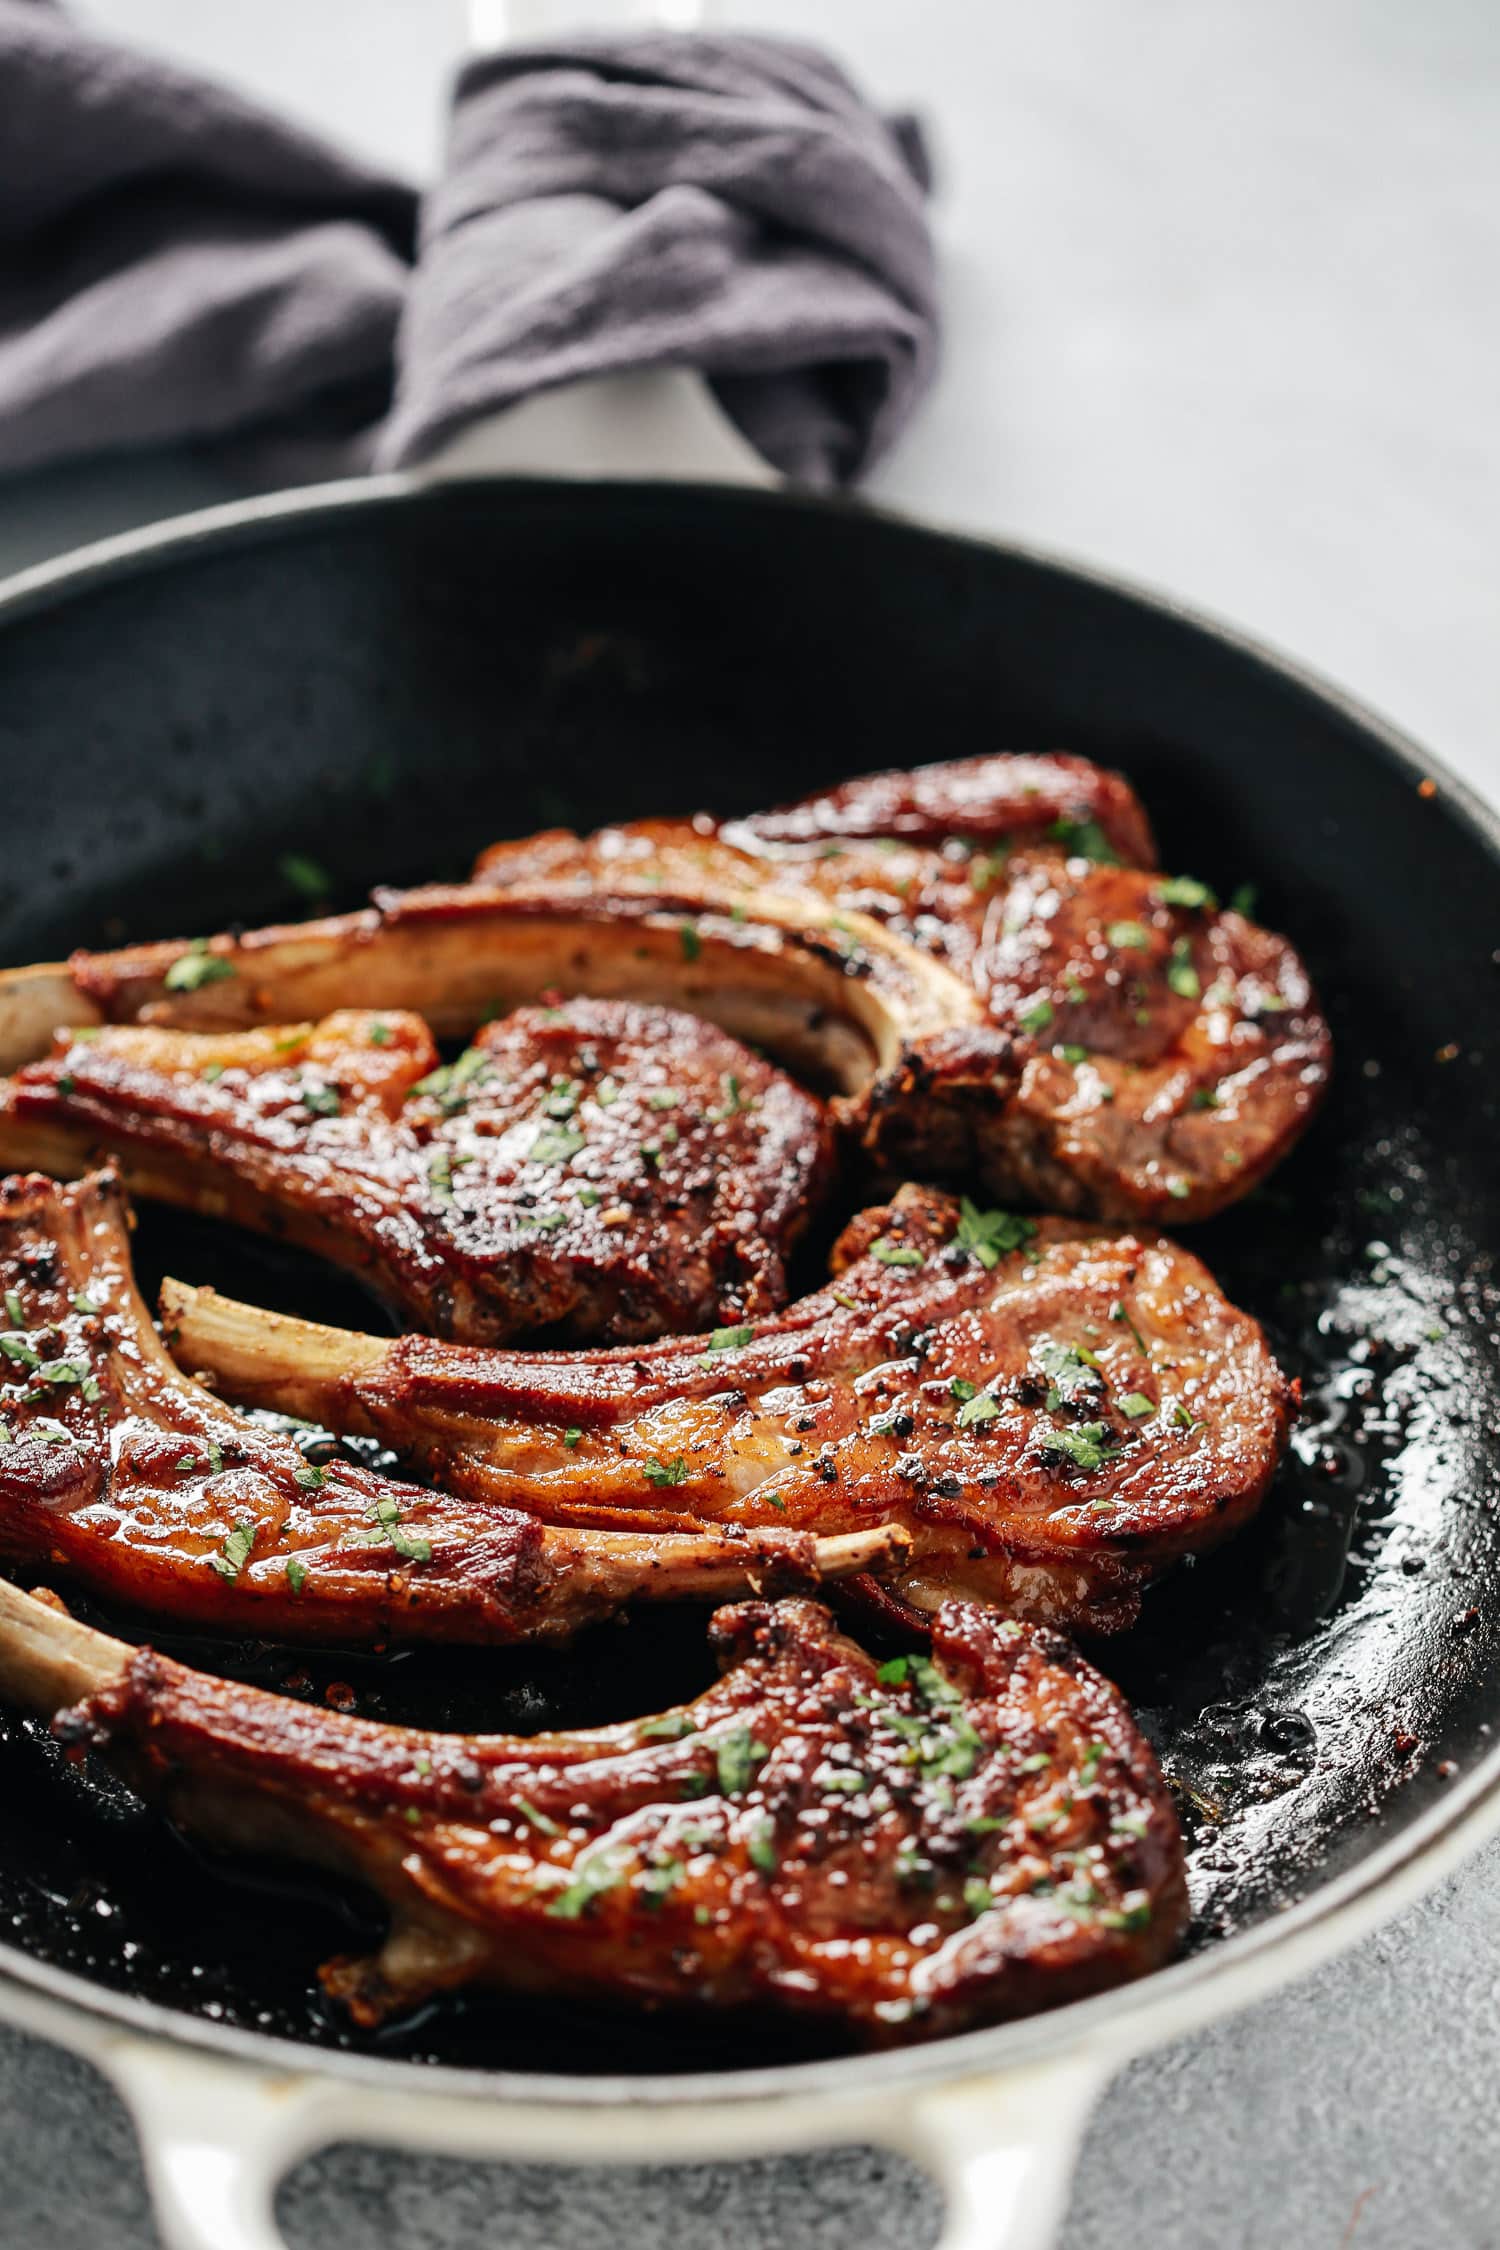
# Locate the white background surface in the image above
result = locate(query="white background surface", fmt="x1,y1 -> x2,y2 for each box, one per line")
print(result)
1,5 -> 1498,2247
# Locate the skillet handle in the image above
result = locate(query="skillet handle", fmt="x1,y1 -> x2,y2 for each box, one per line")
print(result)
891,2056 -> 1112,2250
107,2042 -> 329,2250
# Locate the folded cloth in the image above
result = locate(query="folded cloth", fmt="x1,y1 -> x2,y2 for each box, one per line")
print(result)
379,35 -> 937,485
0,8 -> 937,487
0,0 -> 415,477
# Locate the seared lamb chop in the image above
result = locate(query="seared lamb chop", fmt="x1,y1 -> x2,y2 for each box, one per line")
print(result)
0,1170 -> 902,1644
0,1577 -> 1189,2040
0,753 -> 1329,1225
166,1182 -> 1294,1639
0,995 -> 831,1345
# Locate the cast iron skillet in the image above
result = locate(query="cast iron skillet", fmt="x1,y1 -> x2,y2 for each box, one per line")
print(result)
0,479 -> 1497,2234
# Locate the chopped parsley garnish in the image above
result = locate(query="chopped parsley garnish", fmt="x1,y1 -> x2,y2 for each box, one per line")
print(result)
638,1712 -> 697,1742
1118,1392 -> 1155,1419
0,1335 -> 39,1370
293,1463 -> 327,1490
954,1198 -> 1037,1268
1019,997 -> 1055,1034
427,1150 -> 455,1203
1157,875 -> 1216,911
643,1455 -> 690,1487
1170,1404 -> 1201,1432
1035,1339 -> 1103,1405
1048,816 -> 1120,865
300,1079 -> 341,1118
646,1088 -> 679,1111
1078,1742 -> 1107,1786
957,1391 -> 1001,1429
1166,938 -> 1201,1000
368,1021 -> 392,1047
285,1557 -> 308,1595
529,1124 -> 585,1166
1106,920 -> 1150,950
390,1525 -> 432,1563
1230,883 -> 1258,918
563,1427 -> 582,1450
411,1046 -> 491,1115
163,942 -> 237,993
639,1859 -> 686,1908
1166,1176 -> 1191,1200
38,1359 -> 89,1387
200,1062 -> 225,1083
4,1292 -> 23,1328
747,1819 -> 779,1876
1036,1423 -> 1118,1472
546,1845 -> 627,1920
715,1726 -> 768,1797
962,1878 -> 995,1920
577,1185 -> 600,1208
514,1795 -> 562,1837
872,1238 -> 924,1269
949,1378 -> 978,1403
544,1076 -> 581,1118
876,1656 -> 910,1686
279,853 -> 331,901
710,1072 -> 751,1120
679,922 -> 702,962
701,1323 -> 753,1365
210,1521 -> 255,1582
1059,1043 -> 1090,1065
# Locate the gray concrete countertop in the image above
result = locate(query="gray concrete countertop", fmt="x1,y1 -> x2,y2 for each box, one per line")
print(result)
1,4 -> 1497,2245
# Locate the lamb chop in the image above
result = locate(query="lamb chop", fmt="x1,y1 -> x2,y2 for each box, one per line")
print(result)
0,752 -> 1330,1225
0,1169 -> 902,1644
165,1181 -> 1294,1640
0,1577 -> 1189,2041
0,994 -> 832,1345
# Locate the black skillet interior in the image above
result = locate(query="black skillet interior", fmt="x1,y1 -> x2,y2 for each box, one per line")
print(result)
0,480 -> 1497,2076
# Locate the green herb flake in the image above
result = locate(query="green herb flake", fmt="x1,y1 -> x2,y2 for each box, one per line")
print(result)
279,853 -> 331,902
1036,1422 -> 1119,1473
715,1726 -> 768,1797
163,942 -> 237,994
1157,875 -> 1217,912
390,1526 -> 433,1564
949,1378 -> 978,1403
546,1846 -> 627,1920
3,1292 -> 23,1328
1230,883 -> 1258,918
962,1877 -> 994,1920
872,1238 -> 924,1269
679,922 -> 702,962
638,1712 -> 697,1742
200,1062 -> 226,1084
957,1391 -> 1001,1430
529,1124 -> 585,1166
1166,938 -> 1201,1000
563,1426 -> 583,1450
1048,816 -> 1121,866
0,1335 -> 39,1370
427,1150 -> 455,1204
639,1859 -> 686,1909
300,1079 -> 341,1118
1019,997 -> 1055,1035
876,1656 -> 910,1687
514,1794 -> 562,1838
643,1455 -> 690,1488
368,1021 -> 392,1047
1059,1043 -> 1090,1065
954,1198 -> 1037,1269
1078,1742 -> 1107,1786
210,1520 -> 256,1582
1106,920 -> 1150,951
701,1324 -> 753,1368
285,1557 -> 308,1595
1166,1176 -> 1191,1200
747,1819 -> 779,1877
294,1463 -> 328,1491
1118,1391 -> 1155,1419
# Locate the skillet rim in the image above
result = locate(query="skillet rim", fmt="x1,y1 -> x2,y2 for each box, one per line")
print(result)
0,469 -> 1497,2106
